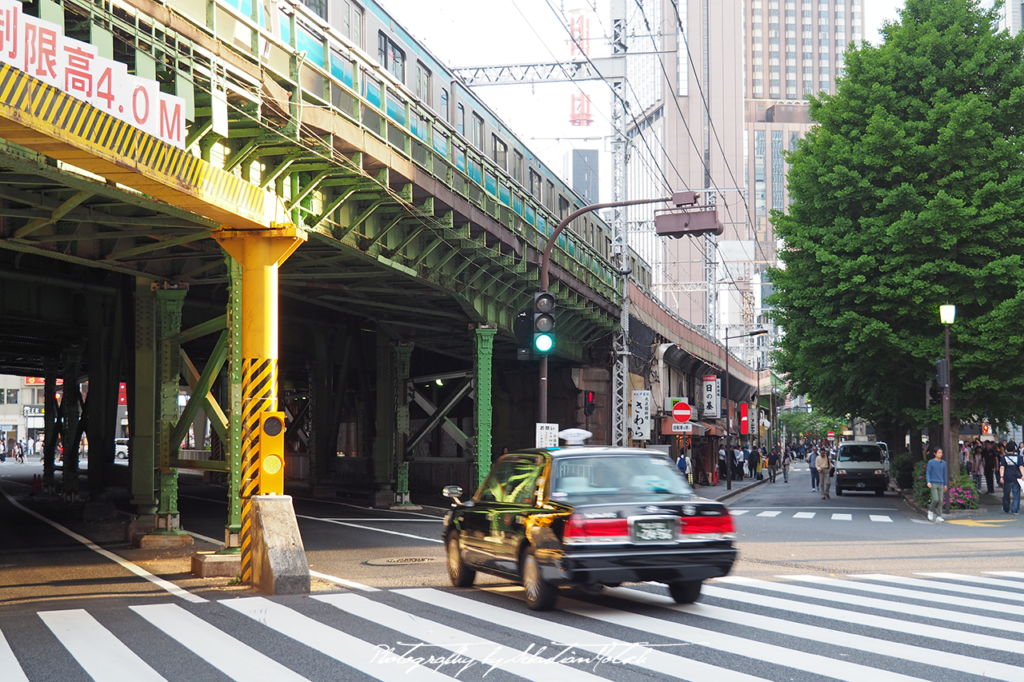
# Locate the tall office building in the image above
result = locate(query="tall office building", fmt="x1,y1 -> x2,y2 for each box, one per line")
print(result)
565,149 -> 600,204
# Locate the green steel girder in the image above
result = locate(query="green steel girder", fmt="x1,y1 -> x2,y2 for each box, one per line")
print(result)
260,153 -> 305,190
170,331 -> 228,457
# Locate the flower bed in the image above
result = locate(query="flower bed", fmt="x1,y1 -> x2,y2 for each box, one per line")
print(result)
912,461 -> 979,510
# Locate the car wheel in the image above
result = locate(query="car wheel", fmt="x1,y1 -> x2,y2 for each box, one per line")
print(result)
835,486 -> 843,496
446,532 -> 475,587
875,489 -> 885,496
668,580 -> 702,604
522,546 -> 557,611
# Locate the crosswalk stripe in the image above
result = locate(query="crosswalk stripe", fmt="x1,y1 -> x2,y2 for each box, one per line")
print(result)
831,513 -> 852,520
869,515 -> 893,522
985,571 -> 1024,580
38,610 -> 166,682
793,512 -> 815,518
129,604 -> 309,682
399,587 -> 770,682
559,595 -> 930,682
222,597 -> 451,682
729,510 -> 749,515
317,593 -> 608,682
309,570 -> 379,591
608,587 -> 1024,682
756,511 -> 780,517
700,583 -> 1024,654
852,574 -> 1024,604
719,576 -> 1024,636
781,575 -> 1024,618
0,630 -> 29,682
916,572 -> 1024,591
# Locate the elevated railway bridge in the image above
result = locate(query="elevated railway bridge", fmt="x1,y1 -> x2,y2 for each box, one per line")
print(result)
0,0 -> 756,554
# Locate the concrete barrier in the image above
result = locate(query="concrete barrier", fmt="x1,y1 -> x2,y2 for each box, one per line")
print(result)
250,495 -> 310,595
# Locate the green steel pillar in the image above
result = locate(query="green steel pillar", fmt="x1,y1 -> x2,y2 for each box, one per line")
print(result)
224,256 -> 243,550
474,326 -> 496,488
60,347 -> 83,498
132,279 -> 158,515
154,285 -> 188,534
86,291 -> 123,499
373,328 -> 395,507
393,343 -> 413,506
42,358 -> 59,491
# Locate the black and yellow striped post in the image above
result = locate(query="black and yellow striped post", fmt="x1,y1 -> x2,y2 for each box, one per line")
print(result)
212,227 -> 306,584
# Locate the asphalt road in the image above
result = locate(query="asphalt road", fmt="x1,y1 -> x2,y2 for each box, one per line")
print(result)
2,459 -> 1024,682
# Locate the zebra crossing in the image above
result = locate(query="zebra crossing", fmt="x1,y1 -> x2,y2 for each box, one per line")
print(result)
3,572 -> 1023,682
730,509 -> 897,522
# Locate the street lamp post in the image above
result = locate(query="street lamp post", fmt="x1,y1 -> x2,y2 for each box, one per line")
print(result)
940,304 -> 956,514
724,329 -> 768,490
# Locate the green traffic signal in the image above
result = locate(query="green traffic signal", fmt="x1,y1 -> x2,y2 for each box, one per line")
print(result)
534,333 -> 554,353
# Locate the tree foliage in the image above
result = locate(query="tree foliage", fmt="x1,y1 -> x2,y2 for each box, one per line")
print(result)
777,410 -> 848,442
769,0 -> 1024,431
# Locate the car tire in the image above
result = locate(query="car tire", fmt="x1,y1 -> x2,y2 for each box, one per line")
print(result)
875,489 -> 885,496
522,546 -> 557,611
835,486 -> 843,496
668,580 -> 702,604
446,532 -> 475,587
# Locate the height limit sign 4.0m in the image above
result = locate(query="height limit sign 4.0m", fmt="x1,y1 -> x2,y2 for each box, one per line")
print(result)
673,401 -> 692,424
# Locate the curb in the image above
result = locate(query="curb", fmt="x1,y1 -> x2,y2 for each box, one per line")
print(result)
714,476 -> 769,503
897,489 -> 987,517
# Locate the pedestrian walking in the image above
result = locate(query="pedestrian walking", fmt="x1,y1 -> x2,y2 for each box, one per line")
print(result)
969,447 -> 984,492
718,445 -> 727,484
782,448 -> 791,483
926,448 -> 947,522
767,448 -> 779,483
816,448 -> 832,499
999,448 -> 1024,515
983,445 -> 997,494
809,446 -> 820,492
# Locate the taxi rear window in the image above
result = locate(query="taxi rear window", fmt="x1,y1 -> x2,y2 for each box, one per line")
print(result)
550,455 -> 690,501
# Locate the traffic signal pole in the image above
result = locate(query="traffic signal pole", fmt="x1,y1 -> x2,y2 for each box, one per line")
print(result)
538,197 -> 670,424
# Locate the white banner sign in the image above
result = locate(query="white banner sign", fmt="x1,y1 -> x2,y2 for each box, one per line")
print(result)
632,390 -> 651,441
702,374 -> 720,418
0,0 -> 186,148
535,422 -> 559,449
671,422 -> 692,433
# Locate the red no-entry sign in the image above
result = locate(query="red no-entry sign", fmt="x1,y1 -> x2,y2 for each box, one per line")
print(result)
673,402 -> 692,423
827,431 -> 835,439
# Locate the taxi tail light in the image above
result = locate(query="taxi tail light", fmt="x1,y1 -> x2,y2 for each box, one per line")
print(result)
564,515 -> 630,543
682,514 -> 735,535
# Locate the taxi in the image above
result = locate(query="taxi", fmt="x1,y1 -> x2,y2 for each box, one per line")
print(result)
441,431 -> 737,610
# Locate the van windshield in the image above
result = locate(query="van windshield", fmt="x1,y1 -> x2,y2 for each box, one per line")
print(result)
838,445 -> 883,462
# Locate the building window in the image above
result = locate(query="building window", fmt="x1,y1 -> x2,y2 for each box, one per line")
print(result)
456,103 -> 465,136
471,113 -> 484,149
5,389 -> 18,404
338,0 -> 362,46
772,130 -> 784,209
491,134 -> 508,169
378,32 -> 405,81
414,62 -> 431,106
440,88 -> 448,121
754,130 -> 766,215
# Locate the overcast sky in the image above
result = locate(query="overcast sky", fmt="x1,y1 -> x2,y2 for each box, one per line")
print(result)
373,0 -> 930,193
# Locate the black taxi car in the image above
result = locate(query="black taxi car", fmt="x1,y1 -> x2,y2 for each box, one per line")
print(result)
441,445 -> 737,610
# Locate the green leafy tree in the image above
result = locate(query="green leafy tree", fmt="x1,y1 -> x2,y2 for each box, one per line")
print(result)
769,0 -> 1024,467
777,410 -> 847,442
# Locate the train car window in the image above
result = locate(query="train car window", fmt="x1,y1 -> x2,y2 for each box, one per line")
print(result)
415,62 -> 431,106
471,113 -> 484,150
545,181 -> 554,211
512,150 -> 523,184
456,103 -> 465,136
378,32 -> 405,81
491,135 -> 507,170
558,196 -> 570,220
440,89 -> 449,121
300,0 -> 326,20
454,143 -> 467,173
337,1 -> 363,48
528,169 -> 541,200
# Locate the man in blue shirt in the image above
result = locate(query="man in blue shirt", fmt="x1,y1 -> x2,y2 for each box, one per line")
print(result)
926,448 -> 948,523
999,448 -> 1024,514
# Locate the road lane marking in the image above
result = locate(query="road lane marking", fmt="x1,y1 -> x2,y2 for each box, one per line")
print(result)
323,518 -> 442,522
831,514 -> 852,521
609,587 -> 1023,682
793,512 -> 815,519
317,593 -> 608,682
0,629 -> 28,682
729,510 -> 749,515
700,583 -> 1024,655
308,570 -> 379,592
297,515 -> 443,543
558,596 -> 929,682
130,604 -> 309,682
756,511 -> 781,517
718,576 -> 1024,636
869,515 -> 893,522
780,575 -> 1024,619
224,597 -> 448,682
39,610 -> 167,682
852,574 -> 1024,604
1,488 -> 205,603
917,572 -> 1024,591
401,587 -> 770,682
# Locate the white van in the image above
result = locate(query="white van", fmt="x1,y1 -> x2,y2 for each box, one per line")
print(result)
834,441 -> 889,496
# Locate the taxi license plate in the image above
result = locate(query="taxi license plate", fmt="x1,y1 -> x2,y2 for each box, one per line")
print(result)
634,520 -> 674,542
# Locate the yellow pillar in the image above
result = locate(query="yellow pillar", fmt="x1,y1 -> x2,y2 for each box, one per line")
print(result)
212,226 -> 305,584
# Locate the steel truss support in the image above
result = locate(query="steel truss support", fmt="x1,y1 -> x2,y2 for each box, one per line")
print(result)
393,343 -> 414,507
473,326 -> 496,488
154,284 -> 188,534
212,227 -> 306,583
225,256 -> 243,549
42,358 -> 59,491
132,279 -> 158,515
611,0 -> 630,447
60,347 -> 83,498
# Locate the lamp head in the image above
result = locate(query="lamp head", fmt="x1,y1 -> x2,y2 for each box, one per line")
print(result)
939,304 -> 956,325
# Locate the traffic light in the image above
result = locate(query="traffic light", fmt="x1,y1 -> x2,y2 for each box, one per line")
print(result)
259,411 -> 285,495
533,292 -> 555,354
654,208 -> 725,238
584,390 -> 596,416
